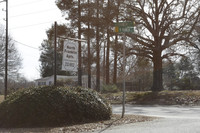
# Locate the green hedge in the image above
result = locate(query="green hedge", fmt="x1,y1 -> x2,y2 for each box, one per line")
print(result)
0,86 -> 111,128
102,84 -> 119,93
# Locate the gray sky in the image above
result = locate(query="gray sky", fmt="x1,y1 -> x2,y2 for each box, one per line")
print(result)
0,0 -> 65,81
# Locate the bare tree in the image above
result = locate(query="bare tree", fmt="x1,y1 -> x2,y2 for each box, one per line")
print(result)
190,18 -> 200,52
124,0 -> 200,91
0,25 -> 22,80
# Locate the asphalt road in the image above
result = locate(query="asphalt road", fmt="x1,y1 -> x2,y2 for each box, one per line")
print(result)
93,104 -> 200,133
113,104 -> 200,119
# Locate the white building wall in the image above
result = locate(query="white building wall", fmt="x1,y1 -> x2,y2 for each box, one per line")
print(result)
35,75 -> 101,89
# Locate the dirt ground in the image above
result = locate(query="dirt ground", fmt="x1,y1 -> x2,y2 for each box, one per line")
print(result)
0,114 -> 155,133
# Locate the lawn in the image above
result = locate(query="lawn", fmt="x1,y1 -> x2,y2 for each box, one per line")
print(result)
0,95 -> 4,103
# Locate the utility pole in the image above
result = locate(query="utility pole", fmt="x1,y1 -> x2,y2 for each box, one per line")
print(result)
5,0 -> 8,99
54,21 -> 57,86
87,0 -> 91,88
0,0 -> 8,100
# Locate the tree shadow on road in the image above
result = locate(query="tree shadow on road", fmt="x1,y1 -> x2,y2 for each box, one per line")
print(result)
97,114 -> 154,133
98,118 -> 121,133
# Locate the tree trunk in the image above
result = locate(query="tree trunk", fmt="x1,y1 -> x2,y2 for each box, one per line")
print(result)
106,28 -> 110,84
96,0 -> 100,92
152,51 -> 163,91
103,43 -> 106,82
151,1 -> 163,91
105,0 -> 110,85
113,0 -> 119,85
113,35 -> 118,84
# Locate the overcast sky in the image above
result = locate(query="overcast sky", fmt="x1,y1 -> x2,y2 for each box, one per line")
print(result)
0,0 -> 65,81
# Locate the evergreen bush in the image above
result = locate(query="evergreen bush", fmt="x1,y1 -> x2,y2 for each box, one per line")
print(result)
0,86 -> 111,128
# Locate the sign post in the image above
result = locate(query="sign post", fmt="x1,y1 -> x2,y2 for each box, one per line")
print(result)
122,33 -> 126,118
62,40 -> 78,72
54,22 -> 57,86
114,21 -> 134,118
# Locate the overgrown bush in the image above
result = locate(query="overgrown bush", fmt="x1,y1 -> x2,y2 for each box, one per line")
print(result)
101,84 -> 119,93
0,86 -> 111,128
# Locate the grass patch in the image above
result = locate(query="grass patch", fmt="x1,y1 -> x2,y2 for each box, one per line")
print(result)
102,90 -> 200,106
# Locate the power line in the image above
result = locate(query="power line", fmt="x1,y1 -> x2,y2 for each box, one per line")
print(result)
10,8 -> 58,18
9,19 -> 64,30
9,0 -> 46,8
13,39 -> 39,50
1,37 -> 41,51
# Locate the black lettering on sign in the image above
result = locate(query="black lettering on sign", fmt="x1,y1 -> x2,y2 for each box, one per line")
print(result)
65,62 -> 75,67
66,51 -> 77,54
66,54 -> 74,59
67,45 -> 75,50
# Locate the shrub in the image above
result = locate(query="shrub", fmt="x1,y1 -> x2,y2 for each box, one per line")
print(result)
101,84 -> 119,93
0,86 -> 111,128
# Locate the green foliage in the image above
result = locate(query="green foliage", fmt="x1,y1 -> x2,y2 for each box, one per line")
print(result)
0,86 -> 111,128
39,24 -> 75,78
0,95 -> 3,103
163,58 -> 200,90
163,62 -> 179,90
102,84 -> 119,93
178,77 -> 191,90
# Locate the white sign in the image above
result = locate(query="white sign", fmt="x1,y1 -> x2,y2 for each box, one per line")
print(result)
62,40 -> 78,71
